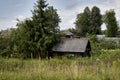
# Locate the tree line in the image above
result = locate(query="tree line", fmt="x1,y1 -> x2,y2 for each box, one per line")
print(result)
75,6 -> 118,37
0,0 -> 119,59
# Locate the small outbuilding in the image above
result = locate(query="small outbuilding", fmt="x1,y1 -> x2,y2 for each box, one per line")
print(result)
50,37 -> 91,58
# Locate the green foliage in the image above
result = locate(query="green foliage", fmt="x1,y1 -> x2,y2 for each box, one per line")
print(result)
99,49 -> 120,61
75,7 -> 91,36
68,28 -> 78,35
8,0 -> 61,59
45,6 -> 61,33
86,34 -> 120,56
103,9 -> 118,37
90,6 -> 102,34
86,33 -> 97,43
10,19 -> 35,58
31,0 -> 60,58
0,31 -> 12,57
0,3 -> 119,60
99,39 -> 119,49
0,0 -> 61,59
75,6 -> 102,36
0,54 -> 120,80
86,34 -> 101,56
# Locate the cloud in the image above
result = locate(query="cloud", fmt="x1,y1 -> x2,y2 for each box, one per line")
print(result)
15,15 -> 26,21
11,15 -> 27,28
114,0 -> 120,7
11,20 -> 18,23
65,1 -> 80,10
58,0 -> 120,30
101,23 -> 107,30
1,0 -> 120,30
0,20 -> 17,30
58,8 -> 77,30
103,0 -> 120,26
14,3 -> 24,8
0,15 -> 26,30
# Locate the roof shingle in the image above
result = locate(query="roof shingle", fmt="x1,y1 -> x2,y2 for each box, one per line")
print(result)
53,38 -> 88,53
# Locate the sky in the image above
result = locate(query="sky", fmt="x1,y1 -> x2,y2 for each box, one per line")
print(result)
0,0 -> 120,30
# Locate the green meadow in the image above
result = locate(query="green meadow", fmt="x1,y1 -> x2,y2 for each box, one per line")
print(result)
0,49 -> 120,80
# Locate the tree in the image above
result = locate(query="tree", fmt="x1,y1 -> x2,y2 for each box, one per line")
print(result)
90,6 -> 102,34
31,0 -> 48,58
31,0 -> 60,58
75,6 -> 102,36
75,7 -> 91,36
43,6 -> 61,58
103,10 -> 118,37
0,30 -> 12,57
45,6 -> 61,33
10,0 -> 61,59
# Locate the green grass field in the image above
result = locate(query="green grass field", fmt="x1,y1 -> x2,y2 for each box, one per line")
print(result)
0,49 -> 120,80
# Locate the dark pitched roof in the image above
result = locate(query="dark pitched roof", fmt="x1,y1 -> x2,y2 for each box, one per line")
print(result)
52,38 -> 89,53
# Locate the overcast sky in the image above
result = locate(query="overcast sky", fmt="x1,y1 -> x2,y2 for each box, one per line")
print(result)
0,0 -> 120,30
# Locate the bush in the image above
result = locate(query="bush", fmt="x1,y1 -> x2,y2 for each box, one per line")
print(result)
86,34 -> 120,56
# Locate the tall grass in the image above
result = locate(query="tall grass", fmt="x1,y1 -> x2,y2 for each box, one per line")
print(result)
0,49 -> 120,80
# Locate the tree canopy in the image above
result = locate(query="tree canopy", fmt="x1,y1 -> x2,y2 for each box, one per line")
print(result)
103,9 -> 118,37
90,6 -> 102,34
75,6 -> 102,36
5,0 -> 61,59
75,7 -> 91,36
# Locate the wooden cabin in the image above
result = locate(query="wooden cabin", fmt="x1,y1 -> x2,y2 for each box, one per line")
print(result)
49,36 -> 91,58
